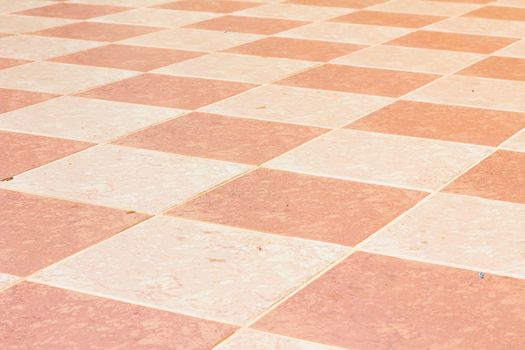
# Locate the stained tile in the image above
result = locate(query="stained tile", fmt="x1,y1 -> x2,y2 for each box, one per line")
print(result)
464,5 -> 525,21
0,96 -> 181,142
361,193 -> 525,278
265,129 -> 490,190
227,37 -> 365,62
95,8 -> 218,28
115,112 -> 325,164
371,0 -> 479,16
0,88 -> 55,114
52,44 -> 202,72
278,21 -> 410,45
334,45 -> 482,74
0,144 -> 250,213
427,17 -> 525,38
444,150 -> 525,204
15,3 -> 128,19
122,28 -> 262,51
236,3 -> 351,21
332,10 -> 444,28
157,0 -> 262,13
459,56 -> 525,81
0,273 -> 18,290
169,168 -> 425,245
388,30 -> 517,53
502,129 -> 525,152
215,330 -> 339,350
254,252 -> 525,349
0,14 -> 74,34
203,85 -> 392,128
81,73 -> 254,109
154,53 -> 314,83
285,0 -> 386,8
278,64 -> 439,97
0,35 -> 102,60
407,75 -> 525,112
0,282 -> 235,349
0,189 -> 148,276
0,58 -> 28,71
31,216 -> 348,324
33,22 -> 162,42
348,100 -> 525,146
186,15 -> 307,35
0,130 -> 91,180
497,39 -> 525,58
0,62 -> 136,94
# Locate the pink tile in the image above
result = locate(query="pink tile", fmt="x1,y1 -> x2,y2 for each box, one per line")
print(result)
0,88 -> 56,114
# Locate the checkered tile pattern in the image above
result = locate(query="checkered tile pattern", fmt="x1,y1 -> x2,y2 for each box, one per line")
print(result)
1,0 -> 525,349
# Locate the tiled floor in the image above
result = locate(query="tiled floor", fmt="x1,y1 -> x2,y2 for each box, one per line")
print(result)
1,0 -> 525,349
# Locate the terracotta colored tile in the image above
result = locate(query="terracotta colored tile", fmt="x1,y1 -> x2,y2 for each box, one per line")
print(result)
227,37 -> 365,62
115,112 -> 325,164
332,10 -> 444,28
52,44 -> 202,72
348,100 -> 525,146
203,85 -> 392,128
444,150 -> 525,204
372,0 -> 479,16
154,52 -> 314,83
33,22 -> 162,42
266,129 -> 490,190
122,28 -> 262,51
255,252 -> 525,349
0,282 -> 235,349
362,193 -> 525,278
278,64 -> 439,97
1,144 -> 250,213
278,22 -> 410,45
0,189 -> 148,276
79,73 -> 256,109
95,8 -> 218,28
74,0 -> 170,6
285,0 -> 386,9
334,45 -> 482,74
0,0 -> 65,14
427,17 -> 525,38
465,5 -> 525,21
216,330 -> 339,350
15,3 -> 128,19
0,130 -> 92,180
0,62 -> 136,94
0,35 -> 102,60
0,57 -> 28,70
0,273 -> 18,290
0,96 -> 181,142
0,14 -> 74,34
236,3 -> 351,21
459,56 -> 525,81
0,88 -> 55,114
186,15 -> 307,35
502,129 -> 525,152
31,216 -> 348,323
432,0 -> 492,3
497,39 -> 525,58
388,30 -> 517,54
158,0 -> 262,13
169,168 -> 425,245
407,75 -> 525,112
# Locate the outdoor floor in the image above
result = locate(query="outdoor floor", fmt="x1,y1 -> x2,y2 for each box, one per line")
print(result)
1,0 -> 525,349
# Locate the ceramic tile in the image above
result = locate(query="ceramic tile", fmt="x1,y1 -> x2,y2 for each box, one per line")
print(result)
444,150 -> 525,204
115,112 -> 326,164
459,56 -> 525,81
347,100 -> 525,146
0,273 -> 18,290
52,44 -> 202,71
0,282 -> 235,349
0,35 -> 102,60
362,192 -> 525,278
227,37 -> 365,62
1,144 -> 250,213
185,15 -> 308,35
464,5 -> 525,21
278,21 -> 410,45
79,73 -> 256,109
0,88 -> 56,114
0,62 -> 136,94
388,30 -> 517,54
94,8 -> 218,28
157,0 -> 263,13
255,252 -> 525,349
407,75 -> 525,112
0,189 -> 148,276
154,52 -> 314,83
334,45 -> 482,74
215,330 -> 340,350
236,3 -> 351,21
168,168 -> 425,245
432,0 -> 491,3
370,0 -> 480,16
285,0 -> 386,8
122,28 -> 262,51
72,0 -> 171,5
0,15 -> 74,34
31,216 -> 348,324
15,3 -> 128,19
0,96 -> 182,142
332,10 -> 444,28
278,64 -> 439,97
203,85 -> 392,128
0,58 -> 28,71
265,129 -> 490,190
502,129 -> 525,152
497,39 -> 525,58
427,17 -> 525,38
494,0 -> 525,8
0,0 -> 56,14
